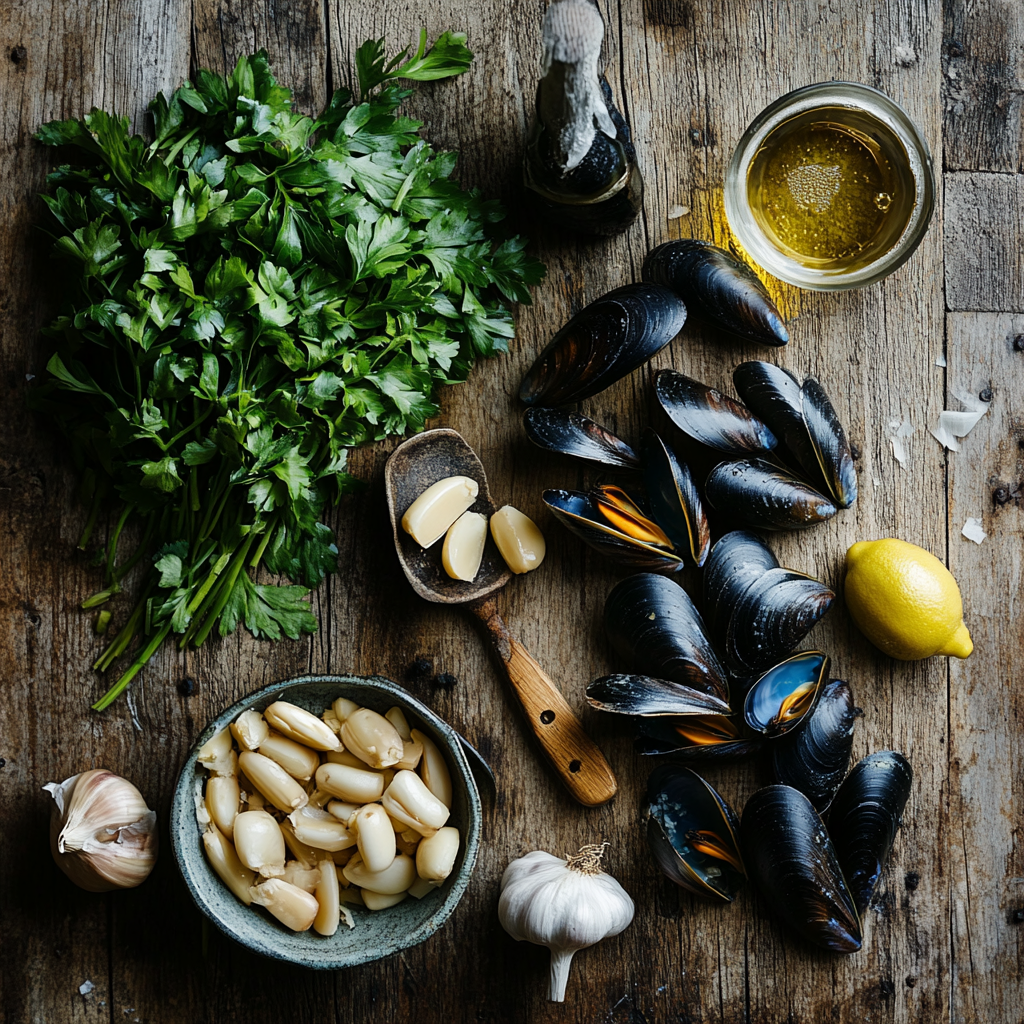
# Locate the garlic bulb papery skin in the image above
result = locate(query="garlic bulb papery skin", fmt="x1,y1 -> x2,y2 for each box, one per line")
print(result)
498,843 -> 634,1002
43,769 -> 158,892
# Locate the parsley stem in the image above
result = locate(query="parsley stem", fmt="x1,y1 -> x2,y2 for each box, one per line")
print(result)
188,534 -> 256,648
104,504 -> 134,584
91,620 -> 173,711
185,550 -> 233,617
249,522 -> 276,569
77,477 -> 108,551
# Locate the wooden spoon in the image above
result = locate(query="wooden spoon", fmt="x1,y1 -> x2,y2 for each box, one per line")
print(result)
385,428 -> 618,807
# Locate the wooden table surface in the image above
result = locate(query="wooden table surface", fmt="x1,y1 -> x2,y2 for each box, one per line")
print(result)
2,1 -> 1023,1021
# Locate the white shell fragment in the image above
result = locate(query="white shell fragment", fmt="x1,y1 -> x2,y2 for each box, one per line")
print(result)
888,417 -> 915,467
401,475 -> 479,548
962,517 -> 987,544
929,390 -> 991,452
935,353 -> 947,368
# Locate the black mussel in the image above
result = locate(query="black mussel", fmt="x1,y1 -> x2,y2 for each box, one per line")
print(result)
733,362 -> 857,509
772,679 -> 857,811
702,530 -> 779,639
586,674 -> 730,717
543,489 -> 684,572
827,751 -> 913,916
520,285 -> 686,407
740,785 -> 861,952
645,765 -> 746,902
523,408 -> 640,470
705,458 -> 837,531
524,1 -> 644,236
724,567 -> 835,673
641,429 -> 710,567
743,651 -> 828,738
605,573 -> 728,699
635,714 -> 764,761
655,369 -> 777,455
642,239 -> 789,346
801,377 -> 858,509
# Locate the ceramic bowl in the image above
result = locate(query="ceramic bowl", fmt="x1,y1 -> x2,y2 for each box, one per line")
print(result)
170,674 -> 482,969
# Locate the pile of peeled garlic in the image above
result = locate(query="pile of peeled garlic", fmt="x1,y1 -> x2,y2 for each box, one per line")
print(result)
401,475 -> 546,582
196,698 -> 460,935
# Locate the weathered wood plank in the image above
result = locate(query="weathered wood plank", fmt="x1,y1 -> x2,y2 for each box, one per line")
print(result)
944,172 -> 1024,312
945,312 -> 1024,1024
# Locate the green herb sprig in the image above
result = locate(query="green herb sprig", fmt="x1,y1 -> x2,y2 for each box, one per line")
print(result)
33,33 -> 545,709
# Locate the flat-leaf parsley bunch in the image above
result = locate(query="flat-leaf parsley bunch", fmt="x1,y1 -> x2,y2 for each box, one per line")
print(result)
33,33 -> 545,709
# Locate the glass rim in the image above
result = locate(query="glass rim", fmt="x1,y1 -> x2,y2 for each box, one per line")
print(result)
724,81 -> 936,291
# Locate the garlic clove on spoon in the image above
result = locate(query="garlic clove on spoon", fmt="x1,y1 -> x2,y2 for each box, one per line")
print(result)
43,768 -> 158,892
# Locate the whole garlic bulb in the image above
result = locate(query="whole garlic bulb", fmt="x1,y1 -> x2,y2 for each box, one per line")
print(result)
43,769 -> 158,892
498,843 -> 634,1002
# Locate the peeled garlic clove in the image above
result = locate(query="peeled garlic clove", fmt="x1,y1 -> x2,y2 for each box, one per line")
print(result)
287,805 -> 356,852
263,701 -> 341,752
281,860 -> 321,894
315,762 -> 385,804
340,708 -> 404,769
280,820 -> 323,870
408,875 -> 439,899
258,733 -> 320,782
362,888 -> 408,911
416,826 -> 460,884
381,770 -> 450,836
313,856 -> 341,936
412,729 -> 453,808
205,775 -> 240,840
197,728 -> 236,776
230,710 -> 269,752
249,878 -> 320,932
351,803 -> 397,873
384,707 -> 413,741
203,825 -> 255,905
441,510 -> 489,581
326,750 -> 368,768
238,751 -> 308,813
394,738 -> 424,772
333,697 -> 360,722
233,810 -> 286,877
343,851 -> 417,894
43,769 -> 158,892
490,505 -> 546,574
326,800 -> 361,824
401,475 -> 480,548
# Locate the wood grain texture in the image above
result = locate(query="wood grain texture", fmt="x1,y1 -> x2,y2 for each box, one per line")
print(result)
1,0 -> 1023,1021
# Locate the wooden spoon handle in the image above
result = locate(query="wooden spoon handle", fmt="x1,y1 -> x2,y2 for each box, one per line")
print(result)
469,598 -> 618,807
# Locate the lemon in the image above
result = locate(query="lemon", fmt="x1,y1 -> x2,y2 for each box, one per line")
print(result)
844,538 -> 973,660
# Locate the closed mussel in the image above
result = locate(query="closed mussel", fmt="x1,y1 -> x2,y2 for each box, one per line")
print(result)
743,651 -> 828,738
655,369 -> 777,455
702,530 -> 779,639
634,714 -> 763,762
605,573 -> 728,699
586,674 -> 730,717
523,407 -> 640,470
519,284 -> 686,407
642,239 -> 789,346
740,785 -> 861,952
772,679 -> 858,811
705,458 -> 837,531
645,765 -> 746,902
827,751 -> 913,916
724,567 -> 835,673
543,489 -> 684,573
641,429 -> 710,567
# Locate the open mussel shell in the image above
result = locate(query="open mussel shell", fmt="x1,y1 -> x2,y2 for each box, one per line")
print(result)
743,651 -> 829,738
634,714 -> 764,761
801,377 -> 858,509
641,429 -> 710,567
605,573 -> 728,699
543,489 -> 684,573
772,679 -> 857,811
705,458 -> 837,531
523,407 -> 640,470
827,751 -> 913,916
642,239 -> 789,347
586,674 -> 730,717
724,567 -> 835,673
702,530 -> 779,639
740,785 -> 861,952
645,765 -> 746,902
655,369 -> 777,455
519,284 -> 687,407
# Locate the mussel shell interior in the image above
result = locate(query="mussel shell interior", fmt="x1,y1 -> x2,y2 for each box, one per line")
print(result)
641,429 -> 711,567
543,489 -> 685,572
635,715 -> 763,761
586,674 -> 731,717
772,679 -> 857,811
641,239 -> 790,347
605,573 -> 729,699
655,369 -> 778,455
743,651 -> 829,737
801,376 -> 858,509
523,407 -> 640,469
740,784 -> 861,952
827,751 -> 913,915
646,765 -> 746,902
519,284 -> 687,407
705,458 -> 838,531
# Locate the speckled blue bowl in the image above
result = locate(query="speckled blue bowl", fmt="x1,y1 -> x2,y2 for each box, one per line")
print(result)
170,674 -> 482,969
